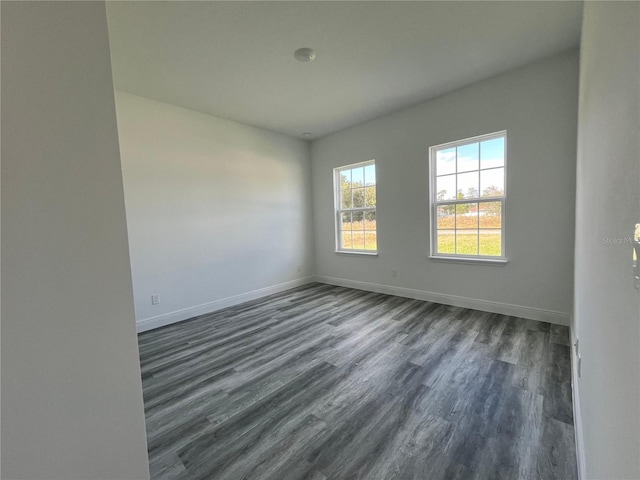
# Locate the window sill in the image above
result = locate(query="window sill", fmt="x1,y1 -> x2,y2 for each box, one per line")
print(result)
335,250 -> 378,256
429,255 -> 508,266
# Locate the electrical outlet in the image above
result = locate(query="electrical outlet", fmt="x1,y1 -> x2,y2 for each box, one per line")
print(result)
577,354 -> 582,378
391,270 -> 398,278
297,265 -> 302,274
151,294 -> 160,305
574,338 -> 581,377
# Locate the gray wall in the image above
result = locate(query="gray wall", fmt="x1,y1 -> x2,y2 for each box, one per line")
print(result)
1,3 -> 150,479
311,51 -> 579,324
574,2 -> 640,478
114,92 -> 315,331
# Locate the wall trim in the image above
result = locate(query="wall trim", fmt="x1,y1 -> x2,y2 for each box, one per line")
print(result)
570,324 -> 587,480
314,275 -> 570,325
138,274 -> 571,331
136,276 -> 315,333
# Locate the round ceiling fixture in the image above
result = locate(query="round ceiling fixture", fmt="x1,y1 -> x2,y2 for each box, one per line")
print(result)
302,132 -> 312,139
294,47 -> 316,63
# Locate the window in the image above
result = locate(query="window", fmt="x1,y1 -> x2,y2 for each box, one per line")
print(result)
334,160 -> 377,253
430,131 -> 506,261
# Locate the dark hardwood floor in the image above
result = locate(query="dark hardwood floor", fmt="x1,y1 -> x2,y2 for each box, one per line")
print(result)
138,283 -> 577,480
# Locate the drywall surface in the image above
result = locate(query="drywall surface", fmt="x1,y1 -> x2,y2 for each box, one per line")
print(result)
311,50 -> 578,321
574,2 -> 640,478
1,2 -> 149,479
114,92 -> 314,331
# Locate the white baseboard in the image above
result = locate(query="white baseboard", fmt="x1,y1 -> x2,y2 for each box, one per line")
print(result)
136,276 -> 315,333
570,324 -> 587,480
137,274 -> 570,331
314,275 -> 570,326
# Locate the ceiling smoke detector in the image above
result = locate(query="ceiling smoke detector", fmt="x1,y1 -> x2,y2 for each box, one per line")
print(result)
294,48 -> 316,63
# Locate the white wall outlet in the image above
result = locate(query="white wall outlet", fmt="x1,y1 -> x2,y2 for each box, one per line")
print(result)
151,294 -> 160,305
297,265 -> 302,274
577,354 -> 582,378
573,337 -> 581,377
391,270 -> 398,278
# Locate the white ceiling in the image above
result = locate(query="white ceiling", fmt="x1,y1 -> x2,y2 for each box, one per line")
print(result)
106,1 -> 583,140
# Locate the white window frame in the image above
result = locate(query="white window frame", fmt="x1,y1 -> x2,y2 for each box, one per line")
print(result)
334,160 -> 377,255
429,131 -> 507,264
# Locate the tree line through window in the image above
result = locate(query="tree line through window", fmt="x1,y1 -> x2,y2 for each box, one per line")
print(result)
333,132 -> 505,260
432,131 -> 506,258
335,161 -> 377,252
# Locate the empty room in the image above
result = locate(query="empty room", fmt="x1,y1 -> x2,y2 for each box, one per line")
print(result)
1,1 -> 639,480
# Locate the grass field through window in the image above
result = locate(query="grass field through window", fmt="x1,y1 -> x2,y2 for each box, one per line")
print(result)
431,132 -> 505,258
436,209 -> 502,256
341,219 -> 377,251
340,217 -> 502,255
437,232 -> 501,255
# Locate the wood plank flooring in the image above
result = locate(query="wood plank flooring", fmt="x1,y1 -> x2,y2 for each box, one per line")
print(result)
138,283 -> 577,480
